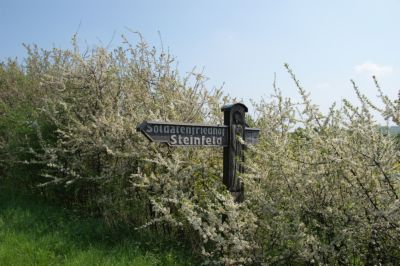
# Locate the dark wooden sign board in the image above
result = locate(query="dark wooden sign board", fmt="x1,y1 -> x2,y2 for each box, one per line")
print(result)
137,121 -> 259,147
137,103 -> 259,202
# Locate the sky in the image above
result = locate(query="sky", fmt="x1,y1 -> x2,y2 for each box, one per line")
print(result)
1,0 -> 400,119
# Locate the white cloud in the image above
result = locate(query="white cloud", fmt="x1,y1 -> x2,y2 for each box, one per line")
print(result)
354,62 -> 394,77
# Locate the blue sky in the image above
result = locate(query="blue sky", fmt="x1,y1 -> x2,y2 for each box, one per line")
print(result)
1,0 -> 400,117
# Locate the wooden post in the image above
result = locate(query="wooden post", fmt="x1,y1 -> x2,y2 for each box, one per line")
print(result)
221,103 -> 248,203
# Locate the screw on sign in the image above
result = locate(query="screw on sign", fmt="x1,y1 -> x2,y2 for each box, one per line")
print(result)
137,103 -> 259,202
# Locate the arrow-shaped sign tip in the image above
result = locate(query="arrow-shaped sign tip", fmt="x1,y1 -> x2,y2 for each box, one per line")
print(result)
136,121 -> 147,132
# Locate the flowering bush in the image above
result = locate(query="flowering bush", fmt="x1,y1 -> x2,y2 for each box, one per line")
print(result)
1,36 -> 399,264
246,66 -> 400,264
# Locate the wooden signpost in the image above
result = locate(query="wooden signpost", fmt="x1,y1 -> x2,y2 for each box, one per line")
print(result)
137,103 -> 259,202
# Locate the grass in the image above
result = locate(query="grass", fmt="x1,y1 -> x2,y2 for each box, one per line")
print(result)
0,184 -> 197,266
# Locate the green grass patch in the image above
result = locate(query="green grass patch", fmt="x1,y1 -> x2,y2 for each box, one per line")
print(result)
0,185 -> 197,266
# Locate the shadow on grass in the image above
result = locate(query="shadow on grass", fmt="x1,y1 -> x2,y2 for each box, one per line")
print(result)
0,185 -> 197,266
